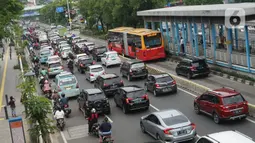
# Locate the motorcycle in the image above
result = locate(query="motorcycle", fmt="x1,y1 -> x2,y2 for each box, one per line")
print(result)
56,118 -> 65,131
63,104 -> 71,118
42,82 -> 52,97
100,135 -> 114,143
90,123 -> 100,137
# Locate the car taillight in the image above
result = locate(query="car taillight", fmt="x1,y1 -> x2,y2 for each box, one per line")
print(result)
172,80 -> 176,84
120,80 -> 123,83
60,66 -> 63,69
106,58 -> 109,60
163,128 -> 172,135
190,123 -> 196,130
48,69 -> 51,72
90,74 -> 94,76
155,84 -> 160,88
220,105 -> 229,110
64,104 -> 68,108
76,84 -> 79,88
190,66 -> 196,71
126,98 -> 132,104
80,64 -> 84,67
103,72 -> 106,74
62,52 -> 64,55
92,61 -> 96,64
142,94 -> 148,100
104,83 -> 108,86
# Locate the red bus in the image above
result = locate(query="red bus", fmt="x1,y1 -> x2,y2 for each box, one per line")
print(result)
107,27 -> 166,61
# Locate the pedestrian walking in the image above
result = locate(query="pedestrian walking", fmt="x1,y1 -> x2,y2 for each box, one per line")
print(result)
1,52 -> 3,61
9,48 -> 12,60
8,96 -> 16,117
180,37 -> 185,54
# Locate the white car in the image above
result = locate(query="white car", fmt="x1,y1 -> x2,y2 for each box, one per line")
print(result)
84,42 -> 95,51
61,47 -> 72,59
40,46 -> 54,55
59,43 -> 70,50
74,53 -> 88,65
58,41 -> 68,46
47,55 -> 62,64
196,130 -> 255,143
85,65 -> 105,82
101,51 -> 121,68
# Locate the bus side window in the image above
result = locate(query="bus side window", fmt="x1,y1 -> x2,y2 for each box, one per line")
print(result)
134,35 -> 141,49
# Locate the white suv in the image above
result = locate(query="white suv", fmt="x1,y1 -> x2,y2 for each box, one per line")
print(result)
196,130 -> 254,143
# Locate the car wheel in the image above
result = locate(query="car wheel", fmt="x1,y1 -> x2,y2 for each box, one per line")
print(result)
122,105 -> 128,114
140,122 -> 146,133
153,90 -> 157,97
194,104 -> 200,114
213,112 -> 221,124
127,75 -> 132,81
187,72 -> 192,79
144,84 -> 148,91
156,134 -> 162,141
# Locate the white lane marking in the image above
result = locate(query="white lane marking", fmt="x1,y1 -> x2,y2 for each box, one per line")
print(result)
178,87 -> 255,124
105,115 -> 113,123
60,131 -> 68,143
150,104 -> 159,111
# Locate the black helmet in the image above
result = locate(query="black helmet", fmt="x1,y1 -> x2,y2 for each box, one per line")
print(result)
61,93 -> 65,97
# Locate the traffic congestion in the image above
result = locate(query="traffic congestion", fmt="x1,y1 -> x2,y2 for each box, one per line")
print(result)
21,23 -> 255,143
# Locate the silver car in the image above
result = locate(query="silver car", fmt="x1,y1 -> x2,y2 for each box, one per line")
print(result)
140,109 -> 197,143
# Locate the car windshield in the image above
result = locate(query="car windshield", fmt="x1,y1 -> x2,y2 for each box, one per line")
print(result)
104,76 -> 121,84
88,93 -> 105,101
127,90 -> 145,98
40,51 -> 50,56
222,94 -> 245,105
162,115 -> 189,126
108,53 -> 118,58
63,49 -> 71,52
144,33 -> 162,48
80,59 -> 93,64
191,60 -> 207,68
96,47 -> 107,54
59,77 -> 76,86
49,62 -> 61,68
87,44 -> 95,46
91,67 -> 103,72
49,57 -> 60,62
77,39 -> 87,43
156,76 -> 173,82
131,63 -> 145,69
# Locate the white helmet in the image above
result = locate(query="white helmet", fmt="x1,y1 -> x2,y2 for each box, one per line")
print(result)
40,76 -> 44,79
91,108 -> 96,113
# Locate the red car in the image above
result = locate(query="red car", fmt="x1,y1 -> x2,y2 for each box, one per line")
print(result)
194,87 -> 249,124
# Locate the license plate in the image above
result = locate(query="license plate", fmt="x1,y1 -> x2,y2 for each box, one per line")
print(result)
133,99 -> 142,103
163,88 -> 170,92
65,87 -> 71,90
111,85 -> 117,89
234,110 -> 241,114
178,130 -> 187,135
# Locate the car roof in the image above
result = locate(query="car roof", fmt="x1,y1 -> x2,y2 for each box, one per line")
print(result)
100,73 -> 118,79
154,109 -> 183,119
48,60 -> 61,64
182,57 -> 206,63
89,64 -> 103,68
49,55 -> 60,58
79,57 -> 91,60
77,53 -> 87,57
151,74 -> 171,79
85,88 -> 102,94
208,87 -> 240,97
121,85 -> 143,92
125,59 -> 143,64
57,72 -> 73,77
95,46 -> 106,49
207,131 -> 254,143
84,42 -> 94,45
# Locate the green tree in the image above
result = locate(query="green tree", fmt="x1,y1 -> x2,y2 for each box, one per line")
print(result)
18,77 -> 55,143
183,0 -> 223,5
0,0 -> 24,39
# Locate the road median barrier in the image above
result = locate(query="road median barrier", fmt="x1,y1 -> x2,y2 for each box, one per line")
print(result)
144,64 -> 255,118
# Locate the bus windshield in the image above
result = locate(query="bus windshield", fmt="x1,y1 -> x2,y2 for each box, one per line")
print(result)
144,33 -> 162,48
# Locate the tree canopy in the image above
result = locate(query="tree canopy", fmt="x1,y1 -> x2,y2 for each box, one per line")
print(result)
78,0 -> 165,31
0,0 -> 24,39
183,0 -> 223,5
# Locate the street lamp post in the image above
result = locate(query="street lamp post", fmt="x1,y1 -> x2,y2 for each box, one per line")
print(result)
66,0 -> 72,30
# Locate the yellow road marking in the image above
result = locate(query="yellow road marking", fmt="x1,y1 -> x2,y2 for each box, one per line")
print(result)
0,46 -> 9,112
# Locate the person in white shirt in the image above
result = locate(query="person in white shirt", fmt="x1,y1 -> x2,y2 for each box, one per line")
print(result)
180,37 -> 185,54
54,108 -> 65,125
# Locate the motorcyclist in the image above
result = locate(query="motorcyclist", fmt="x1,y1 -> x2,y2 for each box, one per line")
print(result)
34,64 -> 40,77
39,76 -> 45,89
88,108 -> 98,134
83,44 -> 89,55
59,93 -> 68,109
43,80 -> 51,92
67,58 -> 74,73
99,117 -> 112,140
40,68 -> 47,76
33,56 -> 39,64
54,107 -> 65,126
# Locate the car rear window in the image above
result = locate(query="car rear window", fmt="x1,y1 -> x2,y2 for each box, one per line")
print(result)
108,53 -> 118,58
81,58 -> 93,64
49,57 -> 60,62
131,63 -> 145,69
156,76 -> 173,82
88,93 -> 105,101
191,60 -> 207,67
127,90 -> 145,98
162,115 -> 189,126
49,62 -> 61,68
104,76 -> 121,84
96,47 -> 107,54
222,94 -> 245,105
59,77 -> 76,86
91,67 -> 103,72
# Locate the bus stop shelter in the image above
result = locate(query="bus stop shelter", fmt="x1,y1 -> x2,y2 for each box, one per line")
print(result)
137,3 -> 255,73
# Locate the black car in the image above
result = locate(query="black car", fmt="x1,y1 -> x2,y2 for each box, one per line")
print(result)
144,74 -> 177,96
114,85 -> 150,114
175,57 -> 210,79
77,57 -> 95,73
120,59 -> 148,81
77,88 -> 111,117
94,74 -> 124,96
91,46 -> 108,61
